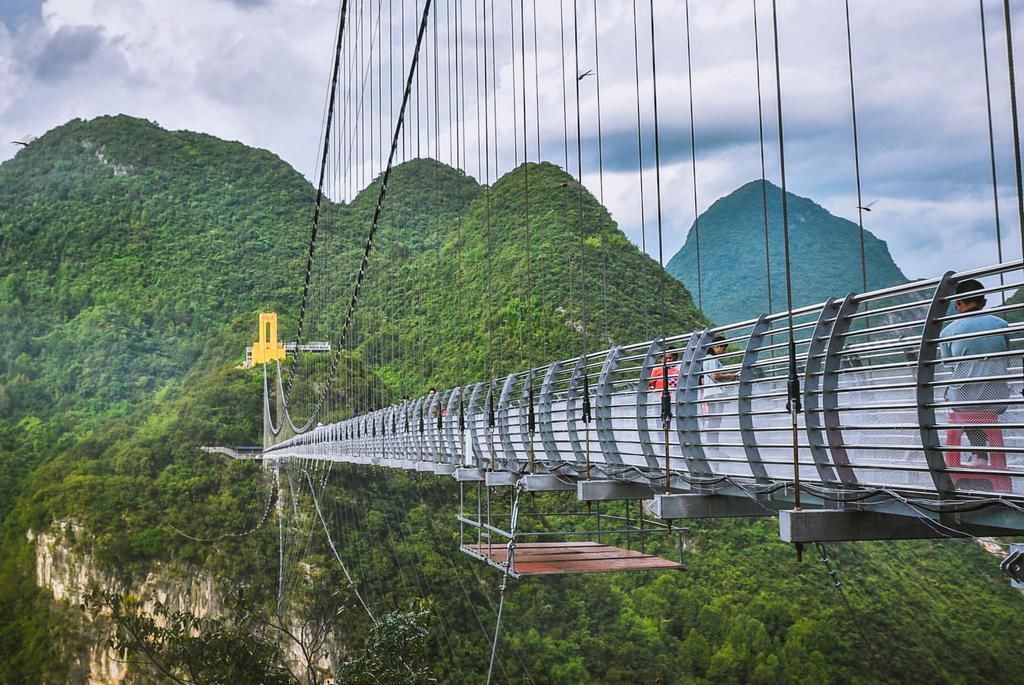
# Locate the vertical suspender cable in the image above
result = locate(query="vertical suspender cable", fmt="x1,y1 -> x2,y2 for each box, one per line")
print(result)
389,0 -> 394,155
844,0 -> 868,293
416,0 -> 422,157
457,0 -> 467,449
519,0 -> 537,472
560,0 -> 570,172
372,0 -> 380,179
431,0 -> 440,402
402,0 -> 408,154
490,0 -> 504,381
532,0 -> 542,162
377,0 -> 384,175
592,0 -> 605,203
684,0 -> 703,313
511,0 -> 520,169
1002,0 -> 1024,393
530,0 -> 548,363
286,0 -> 350,403
980,0 -> 1006,301
648,0 -> 672,492
753,0 -> 774,313
770,0 -> 803,559
592,0 -> 611,342
572,0 -> 594,478
483,0 -> 497,452
632,0 -> 651,337
315,0 -> 435,426
1005,0 -> 1024,257
560,0 -> 577,351
448,0 -> 455,167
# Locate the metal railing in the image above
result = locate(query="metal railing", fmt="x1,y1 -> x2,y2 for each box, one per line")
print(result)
266,261 -> 1024,502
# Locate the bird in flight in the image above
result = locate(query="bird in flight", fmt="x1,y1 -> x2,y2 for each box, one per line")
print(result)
857,200 -> 877,212
10,135 -> 36,147
578,69 -> 593,81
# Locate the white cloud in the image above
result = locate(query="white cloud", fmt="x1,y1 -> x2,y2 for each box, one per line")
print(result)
1,0 -> 1022,287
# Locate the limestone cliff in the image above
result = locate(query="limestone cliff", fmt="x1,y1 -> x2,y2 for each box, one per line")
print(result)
33,520 -> 221,684
32,519 -> 337,684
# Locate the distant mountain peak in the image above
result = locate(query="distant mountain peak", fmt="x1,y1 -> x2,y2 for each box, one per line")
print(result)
666,181 -> 907,324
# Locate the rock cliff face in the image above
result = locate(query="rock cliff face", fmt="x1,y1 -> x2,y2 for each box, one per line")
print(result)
32,519 -> 335,684
32,520 -> 222,684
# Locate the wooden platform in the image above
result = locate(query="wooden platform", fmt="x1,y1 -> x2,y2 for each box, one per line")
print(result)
461,541 -> 684,576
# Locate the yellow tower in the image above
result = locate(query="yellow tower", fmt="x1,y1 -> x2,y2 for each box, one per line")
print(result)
251,312 -> 286,365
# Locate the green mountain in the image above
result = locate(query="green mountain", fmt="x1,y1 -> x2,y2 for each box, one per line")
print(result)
666,180 -> 908,324
1,116 -> 1023,684
0,115 -> 309,422
358,160 -> 705,392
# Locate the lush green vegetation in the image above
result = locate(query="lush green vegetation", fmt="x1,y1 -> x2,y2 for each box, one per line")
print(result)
1,116 -> 1022,684
357,160 -> 706,393
7,352 -> 1024,683
667,180 -> 908,325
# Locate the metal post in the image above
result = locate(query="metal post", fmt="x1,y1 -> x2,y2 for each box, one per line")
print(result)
638,338 -> 668,469
596,347 -> 624,464
539,361 -> 562,464
676,330 -> 715,483
738,316 -> 771,482
917,272 -> 958,497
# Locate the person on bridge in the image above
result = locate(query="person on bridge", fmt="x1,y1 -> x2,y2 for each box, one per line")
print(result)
939,278 -> 1012,491
700,336 -> 738,454
649,351 -> 680,391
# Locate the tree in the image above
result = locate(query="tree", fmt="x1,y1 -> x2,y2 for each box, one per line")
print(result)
84,588 -> 432,685
84,588 -> 294,684
334,607 -> 432,685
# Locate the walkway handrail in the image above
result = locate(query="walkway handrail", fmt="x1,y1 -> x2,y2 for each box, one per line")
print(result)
267,260 -> 1024,503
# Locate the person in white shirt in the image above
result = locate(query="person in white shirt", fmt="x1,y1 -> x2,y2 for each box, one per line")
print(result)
701,336 -> 737,454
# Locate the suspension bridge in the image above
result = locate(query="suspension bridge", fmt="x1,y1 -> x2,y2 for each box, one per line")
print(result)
239,0 -> 1024,587
264,260 -> 1024,573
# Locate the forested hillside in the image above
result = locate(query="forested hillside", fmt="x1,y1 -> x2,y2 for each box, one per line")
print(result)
6,357 -> 1023,684
352,160 -> 705,391
667,180 -> 908,324
1,116 -> 1022,684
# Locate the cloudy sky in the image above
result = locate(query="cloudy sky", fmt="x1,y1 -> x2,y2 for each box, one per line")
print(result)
2,0 -> 1023,284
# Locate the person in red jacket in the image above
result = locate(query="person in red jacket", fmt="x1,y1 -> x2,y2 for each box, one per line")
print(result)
649,351 -> 680,391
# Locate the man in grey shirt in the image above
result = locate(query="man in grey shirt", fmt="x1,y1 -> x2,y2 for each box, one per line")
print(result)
939,279 -> 1011,488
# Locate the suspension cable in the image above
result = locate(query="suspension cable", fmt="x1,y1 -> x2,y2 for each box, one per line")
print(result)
312,0 -> 436,427
844,0 -> 868,294
980,1 -> 1005,297
770,0 -> 803,556
572,0 -> 593,478
752,0 -> 774,314
1003,0 -> 1019,244
286,0 -> 351,403
518,0 -> 537,473
1001,0 -> 1024,395
684,0 -> 703,312
532,0 -> 542,162
646,0 -> 673,492
632,0 -> 650,337
592,0 -> 611,342
1002,0 -> 1024,270
305,471 -> 377,624
487,484 -> 520,685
